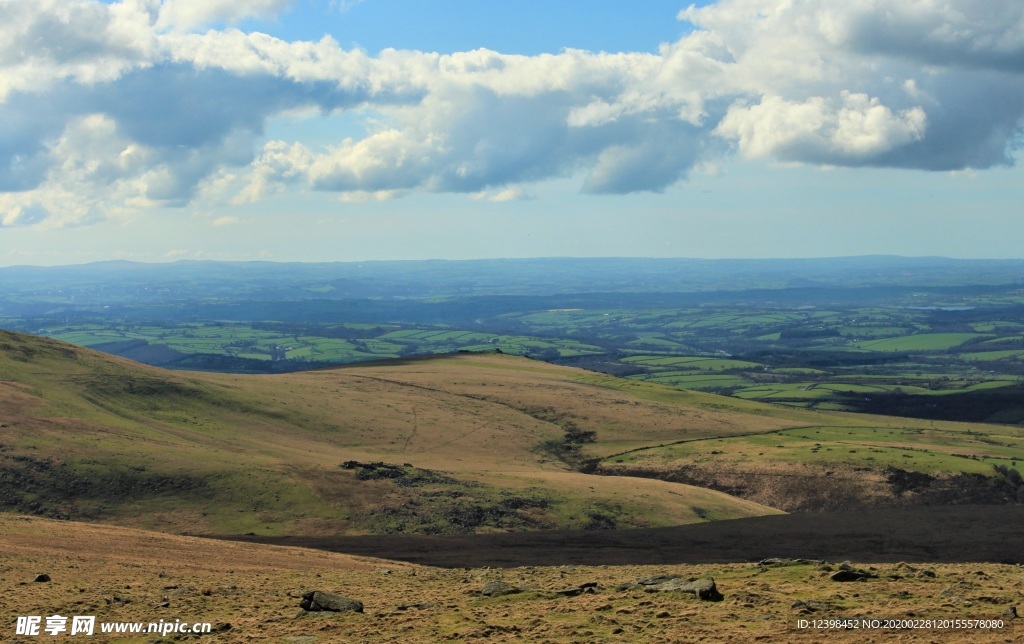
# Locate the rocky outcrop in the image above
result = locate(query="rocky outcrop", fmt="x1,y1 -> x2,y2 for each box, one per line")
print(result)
480,580 -> 521,597
299,591 -> 363,613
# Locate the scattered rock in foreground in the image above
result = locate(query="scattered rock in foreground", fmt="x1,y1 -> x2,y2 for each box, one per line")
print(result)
480,580 -> 521,597
299,591 -> 363,613
636,574 -> 681,586
887,562 -> 936,580
791,600 -> 837,613
830,569 -> 877,582
553,582 -> 599,597
644,577 -> 724,601
618,575 -> 723,601
33,574 -> 50,583
759,558 -> 825,567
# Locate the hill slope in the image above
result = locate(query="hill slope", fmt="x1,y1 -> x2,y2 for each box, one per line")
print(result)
0,331 -> 783,535
2,330 -> 1021,537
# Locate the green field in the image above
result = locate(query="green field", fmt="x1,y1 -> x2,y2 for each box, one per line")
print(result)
857,333 -> 987,352
17,279 -> 1024,424
46,322 -> 606,367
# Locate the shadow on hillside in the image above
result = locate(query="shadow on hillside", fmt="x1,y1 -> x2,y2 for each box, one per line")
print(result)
209,505 -> 1024,569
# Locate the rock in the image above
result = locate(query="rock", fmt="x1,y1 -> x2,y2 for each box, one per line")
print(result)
636,574 -> 682,586
33,574 -> 50,583
480,580 -> 520,597
299,591 -> 363,613
759,558 -> 825,567
830,570 -> 874,582
396,601 -> 438,611
553,582 -> 600,597
940,582 -> 975,597
1004,606 -> 1019,619
791,600 -> 836,613
642,577 -> 724,601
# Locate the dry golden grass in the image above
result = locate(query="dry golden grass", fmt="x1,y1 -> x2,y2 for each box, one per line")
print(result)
2,516 -> 1020,643
1,336 -> 791,534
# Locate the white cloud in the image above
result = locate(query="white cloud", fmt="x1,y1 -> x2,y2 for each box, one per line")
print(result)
156,0 -> 294,31
716,92 -> 928,162
1,0 -> 1023,227
473,186 -> 534,202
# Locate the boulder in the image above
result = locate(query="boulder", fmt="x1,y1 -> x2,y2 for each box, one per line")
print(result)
831,570 -> 875,582
553,582 -> 599,597
299,591 -> 363,613
791,600 -> 836,613
636,574 -> 682,586
643,577 -> 724,601
759,558 -> 825,567
480,580 -> 520,597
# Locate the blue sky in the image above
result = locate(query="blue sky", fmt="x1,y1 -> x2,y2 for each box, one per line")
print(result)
2,1 -> 1023,265
252,1 -> 707,55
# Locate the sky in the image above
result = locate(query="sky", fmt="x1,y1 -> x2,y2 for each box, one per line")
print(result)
1,0 -> 1023,266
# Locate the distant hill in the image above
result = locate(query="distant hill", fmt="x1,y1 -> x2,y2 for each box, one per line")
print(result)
0,330 -> 783,536
2,329 -> 1020,540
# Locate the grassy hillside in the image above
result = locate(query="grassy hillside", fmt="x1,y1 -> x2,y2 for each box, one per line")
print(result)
2,330 -> 1021,538
0,331 -> 783,535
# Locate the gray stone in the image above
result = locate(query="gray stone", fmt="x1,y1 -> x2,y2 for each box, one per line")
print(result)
553,582 -> 599,597
636,574 -> 682,586
642,577 -> 723,601
480,580 -> 520,597
791,600 -> 836,612
760,558 -> 825,567
32,574 -> 50,583
299,591 -> 363,613
831,570 -> 875,582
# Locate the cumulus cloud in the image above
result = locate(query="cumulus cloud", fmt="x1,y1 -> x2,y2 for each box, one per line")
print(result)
156,0 -> 294,31
1,0 -> 1023,226
716,92 -> 928,163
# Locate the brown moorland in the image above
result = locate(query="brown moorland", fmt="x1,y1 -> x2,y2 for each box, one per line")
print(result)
0,330 -> 798,535
2,515 -> 1020,643
3,331 -> 1024,641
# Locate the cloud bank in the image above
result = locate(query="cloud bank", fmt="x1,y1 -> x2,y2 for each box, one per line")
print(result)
1,0 -> 1023,226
